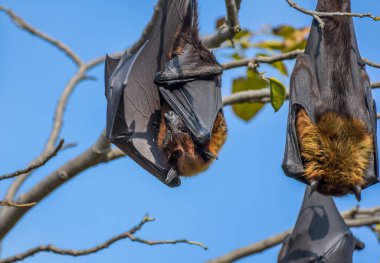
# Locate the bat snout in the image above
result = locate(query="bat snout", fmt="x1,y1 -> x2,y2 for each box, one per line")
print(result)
192,129 -> 211,145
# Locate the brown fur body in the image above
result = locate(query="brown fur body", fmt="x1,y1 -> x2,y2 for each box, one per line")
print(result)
296,109 -> 373,195
157,104 -> 227,176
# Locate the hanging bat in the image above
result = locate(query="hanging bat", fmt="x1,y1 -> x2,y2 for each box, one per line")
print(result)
278,186 -> 365,263
105,0 -> 227,187
282,0 -> 378,200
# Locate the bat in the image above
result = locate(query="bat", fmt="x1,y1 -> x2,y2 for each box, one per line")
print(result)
105,0 -> 227,187
278,186 -> 365,263
282,0 -> 378,200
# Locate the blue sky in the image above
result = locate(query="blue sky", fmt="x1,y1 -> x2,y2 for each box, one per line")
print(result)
0,0 -> 379,262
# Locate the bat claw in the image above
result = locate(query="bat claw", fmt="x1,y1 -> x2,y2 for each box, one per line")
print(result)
353,185 -> 362,202
204,151 -> 218,160
309,180 -> 319,197
165,168 -> 178,185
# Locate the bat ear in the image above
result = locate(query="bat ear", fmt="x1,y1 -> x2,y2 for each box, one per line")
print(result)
154,44 -> 223,86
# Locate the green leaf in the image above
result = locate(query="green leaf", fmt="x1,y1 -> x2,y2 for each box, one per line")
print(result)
272,25 -> 296,39
270,61 -> 288,76
231,53 -> 244,60
234,29 -> 251,40
269,77 -> 286,111
255,40 -> 284,51
231,71 -> 268,121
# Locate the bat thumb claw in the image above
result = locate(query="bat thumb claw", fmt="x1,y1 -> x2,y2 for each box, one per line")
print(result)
309,180 -> 319,197
165,168 -> 178,185
204,151 -> 218,160
353,185 -> 362,202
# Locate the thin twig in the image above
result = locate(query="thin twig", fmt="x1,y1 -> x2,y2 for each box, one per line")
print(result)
285,0 -> 379,28
0,201 -> 36,208
225,0 -> 241,34
223,50 -> 380,70
0,215 -> 206,263
223,50 -> 303,70
0,139 -> 64,181
0,6 -> 83,66
208,230 -> 291,263
363,58 -> 380,69
202,0 -> 242,48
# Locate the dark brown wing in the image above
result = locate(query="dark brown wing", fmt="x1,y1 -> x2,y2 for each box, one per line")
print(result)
278,186 -> 362,263
105,0 -> 194,187
154,0 -> 224,144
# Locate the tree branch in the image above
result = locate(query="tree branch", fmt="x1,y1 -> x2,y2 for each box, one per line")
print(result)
362,58 -> 380,69
222,50 -> 303,70
208,230 -> 291,263
0,214 -> 206,263
0,131 -> 125,241
209,205 -> 380,263
0,6 -> 83,66
0,140 -> 64,181
0,201 -> 36,208
285,0 -> 379,28
225,0 -> 241,34
202,0 -> 242,48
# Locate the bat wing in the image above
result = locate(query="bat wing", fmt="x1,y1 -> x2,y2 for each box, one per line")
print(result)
154,0 -> 224,144
155,44 -> 223,143
105,0 -> 193,187
278,186 -> 360,263
282,55 -> 314,185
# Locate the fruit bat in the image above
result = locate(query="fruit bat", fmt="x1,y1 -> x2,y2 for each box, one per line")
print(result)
278,186 -> 365,263
105,0 -> 227,187
282,0 -> 378,200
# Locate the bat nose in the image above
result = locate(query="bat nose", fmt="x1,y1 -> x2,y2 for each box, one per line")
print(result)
193,129 -> 210,145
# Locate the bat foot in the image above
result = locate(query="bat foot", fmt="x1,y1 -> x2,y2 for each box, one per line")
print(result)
309,180 -> 319,197
165,168 -> 178,185
353,185 -> 362,202
204,151 -> 218,160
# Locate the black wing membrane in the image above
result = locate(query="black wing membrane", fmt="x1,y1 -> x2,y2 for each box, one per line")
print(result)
278,186 -> 364,263
105,0 -> 194,187
282,0 -> 378,194
154,0 -> 224,144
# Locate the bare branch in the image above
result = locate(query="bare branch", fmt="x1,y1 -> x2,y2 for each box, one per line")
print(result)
225,0 -> 241,34
223,80 -> 380,106
0,201 -> 36,208
285,0 -> 379,28
0,131 -> 123,240
0,6 -> 83,66
223,50 -> 380,70
223,50 -> 303,70
0,215 -> 206,263
207,230 -> 291,263
202,0 -> 242,48
372,82 -> 380,89
223,89 -> 284,106
362,58 -> 380,69
0,140 -> 64,181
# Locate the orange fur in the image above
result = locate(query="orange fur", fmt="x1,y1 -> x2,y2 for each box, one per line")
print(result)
157,105 -> 227,177
296,109 -> 373,195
